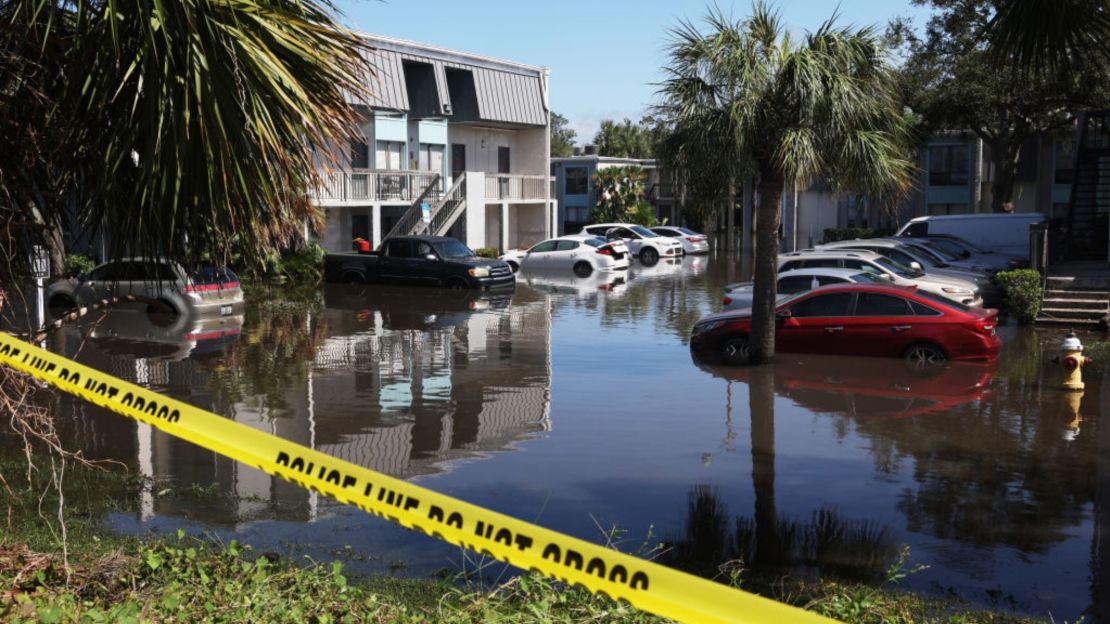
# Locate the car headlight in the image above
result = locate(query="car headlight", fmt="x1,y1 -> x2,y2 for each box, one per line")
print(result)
942,287 -> 971,295
468,266 -> 491,278
692,320 -> 726,335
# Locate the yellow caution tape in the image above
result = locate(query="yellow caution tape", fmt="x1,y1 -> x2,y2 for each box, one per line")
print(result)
0,332 -> 835,624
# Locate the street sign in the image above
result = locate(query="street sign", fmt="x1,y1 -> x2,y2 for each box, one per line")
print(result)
30,245 -> 50,279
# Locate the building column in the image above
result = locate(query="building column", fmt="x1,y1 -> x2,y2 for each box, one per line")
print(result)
371,203 -> 382,248
549,200 -> 559,238
501,202 -> 510,252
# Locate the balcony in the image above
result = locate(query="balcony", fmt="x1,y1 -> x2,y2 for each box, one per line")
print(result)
313,169 -> 441,204
484,173 -> 554,202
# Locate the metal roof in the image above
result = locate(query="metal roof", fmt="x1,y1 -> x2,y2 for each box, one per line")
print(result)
354,35 -> 548,126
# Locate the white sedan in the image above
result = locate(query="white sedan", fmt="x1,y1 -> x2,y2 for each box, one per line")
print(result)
579,223 -> 683,265
499,235 -> 630,276
650,226 -> 709,254
722,267 -> 886,311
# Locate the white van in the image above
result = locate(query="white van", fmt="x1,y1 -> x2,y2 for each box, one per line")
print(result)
895,213 -> 1045,259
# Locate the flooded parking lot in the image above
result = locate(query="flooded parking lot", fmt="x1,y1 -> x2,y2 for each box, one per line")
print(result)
40,254 -> 1109,620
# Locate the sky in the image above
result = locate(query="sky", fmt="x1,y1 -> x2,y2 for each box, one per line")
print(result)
333,1 -> 934,144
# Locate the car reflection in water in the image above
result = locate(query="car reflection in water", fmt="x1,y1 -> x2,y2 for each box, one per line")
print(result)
692,352 -> 996,420
60,308 -> 244,362
516,268 -> 629,299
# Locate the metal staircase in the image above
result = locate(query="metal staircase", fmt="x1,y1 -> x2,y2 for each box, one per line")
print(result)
421,175 -> 467,236
1065,111 -> 1110,261
382,174 -> 443,241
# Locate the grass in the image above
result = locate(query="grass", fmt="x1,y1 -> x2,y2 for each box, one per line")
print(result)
0,449 -> 1052,624
1085,340 -> 1110,375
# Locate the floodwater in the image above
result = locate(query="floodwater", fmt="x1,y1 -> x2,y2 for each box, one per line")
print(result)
39,253 -> 1110,621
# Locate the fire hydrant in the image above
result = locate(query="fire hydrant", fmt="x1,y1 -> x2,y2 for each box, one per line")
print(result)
1053,331 -> 1094,392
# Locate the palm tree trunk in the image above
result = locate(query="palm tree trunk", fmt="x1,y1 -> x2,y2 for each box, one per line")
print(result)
989,138 -> 1022,213
749,163 -> 784,364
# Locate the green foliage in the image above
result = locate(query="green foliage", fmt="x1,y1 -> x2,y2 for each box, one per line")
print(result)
550,112 -> 577,157
593,118 -> 655,159
473,247 -> 499,259
995,269 -> 1043,324
821,228 -> 892,243
0,0 -> 371,271
589,166 -> 653,225
251,242 -> 326,284
1085,341 -> 1110,375
62,254 -> 96,278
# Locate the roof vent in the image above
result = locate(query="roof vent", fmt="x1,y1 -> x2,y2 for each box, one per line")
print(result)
583,144 -> 598,155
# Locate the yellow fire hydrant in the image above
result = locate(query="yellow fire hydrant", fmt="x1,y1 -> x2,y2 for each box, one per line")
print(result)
1054,331 -> 1094,392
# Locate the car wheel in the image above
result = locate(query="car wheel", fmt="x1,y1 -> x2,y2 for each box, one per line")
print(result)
573,261 -> 593,278
343,272 -> 365,285
720,336 -> 751,365
902,343 -> 947,368
507,261 -> 519,273
640,247 -> 659,266
147,300 -> 179,327
446,277 -> 469,290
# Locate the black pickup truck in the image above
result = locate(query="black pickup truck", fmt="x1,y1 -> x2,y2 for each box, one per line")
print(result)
323,236 -> 515,290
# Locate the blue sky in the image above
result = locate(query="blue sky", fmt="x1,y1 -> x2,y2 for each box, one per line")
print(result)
333,1 -> 934,144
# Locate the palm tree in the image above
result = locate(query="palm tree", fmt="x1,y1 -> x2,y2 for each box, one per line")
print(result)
0,0 -> 370,282
986,0 -> 1110,75
657,3 -> 913,363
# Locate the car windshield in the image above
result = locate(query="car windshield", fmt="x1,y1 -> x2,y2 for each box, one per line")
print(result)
912,241 -> 957,262
630,225 -> 659,238
903,244 -> 945,265
875,256 -> 921,278
192,266 -> 239,285
677,227 -> 699,235
912,288 -> 972,312
432,239 -> 475,259
849,272 -> 884,284
925,238 -> 970,259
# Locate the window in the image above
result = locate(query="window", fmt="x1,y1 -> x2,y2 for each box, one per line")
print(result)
903,222 -> 929,237
498,146 -> 511,174
581,238 -> 606,248
565,167 -> 589,195
855,293 -> 914,316
778,275 -> 818,294
451,144 -> 466,177
566,207 -> 589,224
432,239 -> 474,259
929,145 -> 970,186
910,301 -> 942,316
611,227 -> 636,239
555,240 -> 579,251
529,240 -> 558,253
419,144 -> 444,173
928,203 -> 968,216
816,276 -> 851,286
1055,139 -> 1076,184
414,241 -> 435,257
790,293 -> 854,317
780,260 -> 803,271
801,258 -> 841,268
885,248 -> 922,268
375,141 -> 404,170
350,139 -> 369,169
385,239 -> 412,258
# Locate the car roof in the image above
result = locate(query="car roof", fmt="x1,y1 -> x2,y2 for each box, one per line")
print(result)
906,213 -> 1045,222
819,239 -> 901,248
780,249 -> 883,260
776,267 -> 871,279
584,223 -> 638,228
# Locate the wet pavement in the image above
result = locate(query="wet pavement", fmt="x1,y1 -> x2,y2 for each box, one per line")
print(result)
36,253 -> 1110,620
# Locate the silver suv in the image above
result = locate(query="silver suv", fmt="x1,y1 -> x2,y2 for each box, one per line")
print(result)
47,258 -> 245,318
778,249 -> 983,307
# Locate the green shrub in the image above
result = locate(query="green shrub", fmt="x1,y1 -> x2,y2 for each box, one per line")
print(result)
473,247 -> 499,259
1086,341 -> 1110,376
995,269 -> 1043,324
63,254 -> 96,278
821,227 -> 891,243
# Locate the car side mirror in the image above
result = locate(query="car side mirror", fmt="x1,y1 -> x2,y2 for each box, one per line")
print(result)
776,309 -> 792,319
425,254 -> 438,261
909,261 -> 923,272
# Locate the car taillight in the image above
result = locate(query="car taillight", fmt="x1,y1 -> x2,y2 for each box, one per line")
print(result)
973,319 -> 996,335
723,297 -> 732,305
686,237 -> 700,243
596,247 -> 613,256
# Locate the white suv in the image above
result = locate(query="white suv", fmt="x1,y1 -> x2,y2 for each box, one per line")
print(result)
579,223 -> 683,265
778,249 -> 983,307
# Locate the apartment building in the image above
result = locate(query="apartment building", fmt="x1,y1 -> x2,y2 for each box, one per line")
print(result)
313,34 -> 557,253
550,154 -> 672,235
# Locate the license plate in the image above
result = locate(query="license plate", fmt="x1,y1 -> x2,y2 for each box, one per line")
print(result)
220,305 -> 233,316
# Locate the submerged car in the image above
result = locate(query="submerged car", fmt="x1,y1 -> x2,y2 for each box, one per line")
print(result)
46,258 -> 243,318
500,235 -> 629,275
722,267 -> 885,311
579,223 -> 683,265
650,226 -> 709,254
691,283 -> 1000,365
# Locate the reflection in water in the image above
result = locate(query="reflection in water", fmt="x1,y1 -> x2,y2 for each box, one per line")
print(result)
34,254 -> 1110,619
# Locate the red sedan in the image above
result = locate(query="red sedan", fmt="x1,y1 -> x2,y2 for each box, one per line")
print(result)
690,283 -> 1000,365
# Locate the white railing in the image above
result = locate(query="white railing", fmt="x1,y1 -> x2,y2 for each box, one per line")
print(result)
484,174 -> 553,202
313,169 -> 443,203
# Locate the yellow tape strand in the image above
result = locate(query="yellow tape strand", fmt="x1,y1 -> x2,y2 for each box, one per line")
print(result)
0,332 -> 835,624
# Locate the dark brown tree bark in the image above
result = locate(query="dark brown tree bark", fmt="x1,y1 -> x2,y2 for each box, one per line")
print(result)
988,137 -> 1023,212
749,161 -> 784,364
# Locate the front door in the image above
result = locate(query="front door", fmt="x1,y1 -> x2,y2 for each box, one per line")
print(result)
451,144 -> 466,178
352,214 -> 370,250
777,291 -> 856,355
408,239 -> 444,284
497,146 -> 510,174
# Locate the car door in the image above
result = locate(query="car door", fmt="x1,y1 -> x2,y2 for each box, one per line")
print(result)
840,292 -> 917,357
551,240 -> 582,269
522,240 -> 558,268
75,263 -> 116,303
613,227 -> 641,254
409,240 -> 444,284
380,239 -> 412,283
777,291 -> 855,355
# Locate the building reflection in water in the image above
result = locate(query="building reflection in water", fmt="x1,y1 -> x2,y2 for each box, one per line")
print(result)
51,284 -> 553,526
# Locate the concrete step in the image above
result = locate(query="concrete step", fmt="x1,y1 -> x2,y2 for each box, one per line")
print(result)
1046,277 -> 1110,290
1042,298 -> 1109,310
1040,306 -> 1109,320
1035,315 -> 1107,327
1044,289 -> 1110,300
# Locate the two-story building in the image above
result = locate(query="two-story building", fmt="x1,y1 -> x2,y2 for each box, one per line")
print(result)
550,153 -> 673,235
313,34 -> 556,253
